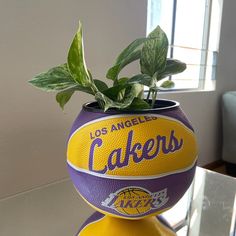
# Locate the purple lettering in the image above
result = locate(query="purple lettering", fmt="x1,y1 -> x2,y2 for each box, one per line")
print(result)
124,200 -> 133,208
144,116 -> 152,121
111,124 -> 118,132
125,131 -> 142,164
144,199 -> 156,208
169,130 -> 183,152
117,122 -> 124,130
131,118 -> 139,125
124,120 -> 132,127
107,148 -> 123,170
141,139 -> 155,159
89,130 -> 183,175
138,117 -> 145,123
89,138 -> 107,174
90,132 -> 95,140
107,195 -> 119,207
134,200 -> 143,208
102,127 -> 108,135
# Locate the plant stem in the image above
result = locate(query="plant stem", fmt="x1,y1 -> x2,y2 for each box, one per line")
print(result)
146,89 -> 151,103
89,81 -> 105,110
151,90 -> 158,108
90,83 -> 98,94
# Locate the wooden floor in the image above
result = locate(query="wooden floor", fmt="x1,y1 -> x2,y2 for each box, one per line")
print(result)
203,160 -> 226,174
205,162 -> 236,178
212,164 -> 227,174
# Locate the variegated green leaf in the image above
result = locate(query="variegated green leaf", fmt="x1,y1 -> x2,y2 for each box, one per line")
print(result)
128,74 -> 152,87
56,88 -> 75,110
95,92 -> 134,111
159,80 -> 175,89
128,83 -> 144,99
106,38 -> 150,81
140,26 -> 168,76
96,83 -> 144,111
106,50 -> 141,81
102,77 -> 130,100
115,38 -> 147,64
125,97 -> 151,110
56,83 -> 96,109
29,64 -> 76,91
67,22 -> 91,86
94,79 -> 109,92
102,84 -> 129,100
159,59 -> 186,79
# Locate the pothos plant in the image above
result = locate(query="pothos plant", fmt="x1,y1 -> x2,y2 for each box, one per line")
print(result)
29,22 -> 186,111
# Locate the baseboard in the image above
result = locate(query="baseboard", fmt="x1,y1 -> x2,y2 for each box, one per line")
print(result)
202,160 -> 224,170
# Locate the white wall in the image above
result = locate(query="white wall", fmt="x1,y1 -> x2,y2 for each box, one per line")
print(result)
1,0 -> 236,199
0,0 -> 147,199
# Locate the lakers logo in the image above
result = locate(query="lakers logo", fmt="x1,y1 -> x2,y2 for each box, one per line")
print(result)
101,187 -> 169,216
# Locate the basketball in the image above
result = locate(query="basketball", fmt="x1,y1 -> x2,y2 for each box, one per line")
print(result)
67,101 -> 198,219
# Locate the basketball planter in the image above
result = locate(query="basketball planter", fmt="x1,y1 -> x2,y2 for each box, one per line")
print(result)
67,100 -> 197,221
29,22 -> 198,235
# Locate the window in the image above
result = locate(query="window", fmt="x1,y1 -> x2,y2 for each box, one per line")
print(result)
147,0 -> 223,90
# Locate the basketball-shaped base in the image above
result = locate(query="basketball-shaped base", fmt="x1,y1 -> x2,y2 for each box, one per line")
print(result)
77,212 -> 176,236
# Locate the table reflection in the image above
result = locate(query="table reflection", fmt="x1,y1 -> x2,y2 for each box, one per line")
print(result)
162,168 -> 236,236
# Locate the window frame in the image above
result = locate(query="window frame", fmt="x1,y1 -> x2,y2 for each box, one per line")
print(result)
147,0 -> 222,92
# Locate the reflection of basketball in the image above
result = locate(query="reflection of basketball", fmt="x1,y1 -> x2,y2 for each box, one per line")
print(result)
113,188 -> 152,215
77,211 -> 177,236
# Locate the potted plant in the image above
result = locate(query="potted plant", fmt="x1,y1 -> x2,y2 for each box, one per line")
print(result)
29,22 -> 198,236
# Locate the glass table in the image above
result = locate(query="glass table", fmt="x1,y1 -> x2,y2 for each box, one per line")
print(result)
0,167 -> 235,236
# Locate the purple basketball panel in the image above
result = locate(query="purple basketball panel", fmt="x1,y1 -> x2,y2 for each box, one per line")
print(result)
68,163 -> 196,219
